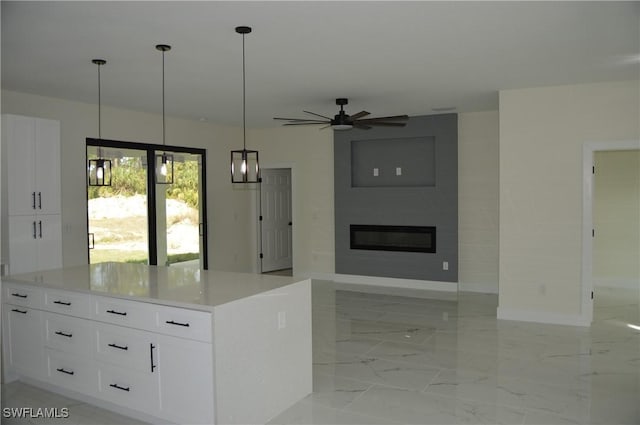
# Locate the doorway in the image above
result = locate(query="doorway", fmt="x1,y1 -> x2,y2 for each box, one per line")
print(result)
87,139 -> 208,269
259,168 -> 292,273
582,140 -> 640,323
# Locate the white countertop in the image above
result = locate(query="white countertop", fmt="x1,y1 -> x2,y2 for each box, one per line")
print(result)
2,262 -> 307,310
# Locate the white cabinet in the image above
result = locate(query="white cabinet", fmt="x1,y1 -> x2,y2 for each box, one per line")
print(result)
2,114 -> 62,275
2,283 -> 215,424
156,334 -> 215,425
3,305 -> 45,380
8,215 -> 62,275
4,115 -> 61,216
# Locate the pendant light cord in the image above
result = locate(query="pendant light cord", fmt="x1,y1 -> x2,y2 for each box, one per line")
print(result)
242,32 -> 246,151
162,49 -> 166,148
92,58 -> 106,156
97,63 -> 102,140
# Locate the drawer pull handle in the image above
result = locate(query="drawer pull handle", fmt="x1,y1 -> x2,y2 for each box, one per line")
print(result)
166,320 -> 190,327
106,309 -> 127,316
55,331 -> 73,338
150,343 -> 157,373
53,300 -> 72,306
107,343 -> 128,351
56,368 -> 74,376
11,308 -> 27,314
11,293 -> 27,299
109,383 -> 130,392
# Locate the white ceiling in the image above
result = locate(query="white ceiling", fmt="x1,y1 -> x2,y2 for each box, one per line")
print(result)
2,1 -> 639,128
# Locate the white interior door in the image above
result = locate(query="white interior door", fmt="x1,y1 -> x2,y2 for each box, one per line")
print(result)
260,168 -> 292,273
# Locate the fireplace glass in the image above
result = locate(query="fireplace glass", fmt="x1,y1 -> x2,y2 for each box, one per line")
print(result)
350,225 -> 436,253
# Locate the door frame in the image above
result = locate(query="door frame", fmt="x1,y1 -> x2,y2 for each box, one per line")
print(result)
86,138 -> 208,268
582,139 -> 640,324
257,163 -> 295,273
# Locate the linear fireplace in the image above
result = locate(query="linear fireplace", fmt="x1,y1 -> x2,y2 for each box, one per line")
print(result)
350,225 -> 436,253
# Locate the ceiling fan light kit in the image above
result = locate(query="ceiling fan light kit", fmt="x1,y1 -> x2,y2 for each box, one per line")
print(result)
231,25 -> 260,184
274,98 -> 409,131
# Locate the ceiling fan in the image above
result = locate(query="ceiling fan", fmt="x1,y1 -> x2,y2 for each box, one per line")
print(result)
274,98 -> 409,130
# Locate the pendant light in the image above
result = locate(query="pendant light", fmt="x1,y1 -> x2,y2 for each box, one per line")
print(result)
155,44 -> 174,184
231,26 -> 259,183
88,59 -> 112,186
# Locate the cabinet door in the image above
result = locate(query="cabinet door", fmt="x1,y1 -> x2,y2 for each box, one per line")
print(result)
4,115 -> 36,216
8,215 -> 38,275
35,214 -> 62,271
34,118 -> 61,215
3,305 -> 44,379
157,335 -> 214,424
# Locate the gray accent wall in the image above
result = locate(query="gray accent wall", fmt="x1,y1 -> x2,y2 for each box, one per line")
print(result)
334,114 -> 458,281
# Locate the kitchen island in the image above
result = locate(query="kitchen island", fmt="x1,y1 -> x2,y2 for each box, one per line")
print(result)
2,262 -> 312,424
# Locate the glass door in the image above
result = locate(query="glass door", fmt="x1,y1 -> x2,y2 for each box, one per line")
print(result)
156,151 -> 206,268
87,146 -> 149,264
87,139 -> 208,269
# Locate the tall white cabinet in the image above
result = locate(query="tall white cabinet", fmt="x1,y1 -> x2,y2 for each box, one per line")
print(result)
2,114 -> 62,275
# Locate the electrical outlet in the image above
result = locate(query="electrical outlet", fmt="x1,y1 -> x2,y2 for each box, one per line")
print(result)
278,311 -> 286,330
396,167 -> 402,176
443,261 -> 449,271
373,168 -> 379,176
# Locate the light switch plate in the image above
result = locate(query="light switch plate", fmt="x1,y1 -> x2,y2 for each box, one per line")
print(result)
396,167 -> 402,176
373,168 -> 379,176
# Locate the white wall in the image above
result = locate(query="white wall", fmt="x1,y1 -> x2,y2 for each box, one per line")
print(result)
1,89 -> 254,272
458,111 -> 499,293
498,80 -> 640,324
248,125 -> 334,275
593,150 -> 640,288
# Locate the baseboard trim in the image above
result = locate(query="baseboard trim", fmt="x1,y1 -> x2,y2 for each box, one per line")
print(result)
303,272 -> 457,292
497,306 -> 590,327
458,281 -> 499,294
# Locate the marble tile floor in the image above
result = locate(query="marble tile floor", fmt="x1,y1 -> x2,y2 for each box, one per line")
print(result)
2,282 -> 639,425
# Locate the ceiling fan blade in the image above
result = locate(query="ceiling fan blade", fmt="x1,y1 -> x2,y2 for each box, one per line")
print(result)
319,124 -> 332,130
366,122 -> 407,127
356,115 -> 409,123
303,110 -> 333,120
349,111 -> 370,120
273,117 -> 328,123
283,122 -> 326,126
353,123 -> 373,130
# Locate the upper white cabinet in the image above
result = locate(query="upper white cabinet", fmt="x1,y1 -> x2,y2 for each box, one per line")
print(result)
4,114 -> 61,216
2,114 -> 62,274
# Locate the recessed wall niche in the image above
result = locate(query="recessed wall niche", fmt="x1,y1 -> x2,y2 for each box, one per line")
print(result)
351,137 -> 435,187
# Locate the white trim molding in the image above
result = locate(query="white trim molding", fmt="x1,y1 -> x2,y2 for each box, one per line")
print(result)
582,140 -> 640,325
303,272 -> 457,292
497,306 -> 591,327
458,281 -> 499,294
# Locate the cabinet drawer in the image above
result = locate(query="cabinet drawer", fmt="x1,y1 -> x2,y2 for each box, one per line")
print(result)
95,323 -> 155,373
97,362 -> 159,414
155,305 -> 212,342
46,348 -> 97,395
93,296 -> 155,330
4,283 -> 43,309
43,289 -> 92,319
44,312 -> 94,355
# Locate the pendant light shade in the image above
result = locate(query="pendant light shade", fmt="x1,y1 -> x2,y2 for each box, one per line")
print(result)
155,44 -> 174,184
88,59 -> 112,187
231,26 -> 259,183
